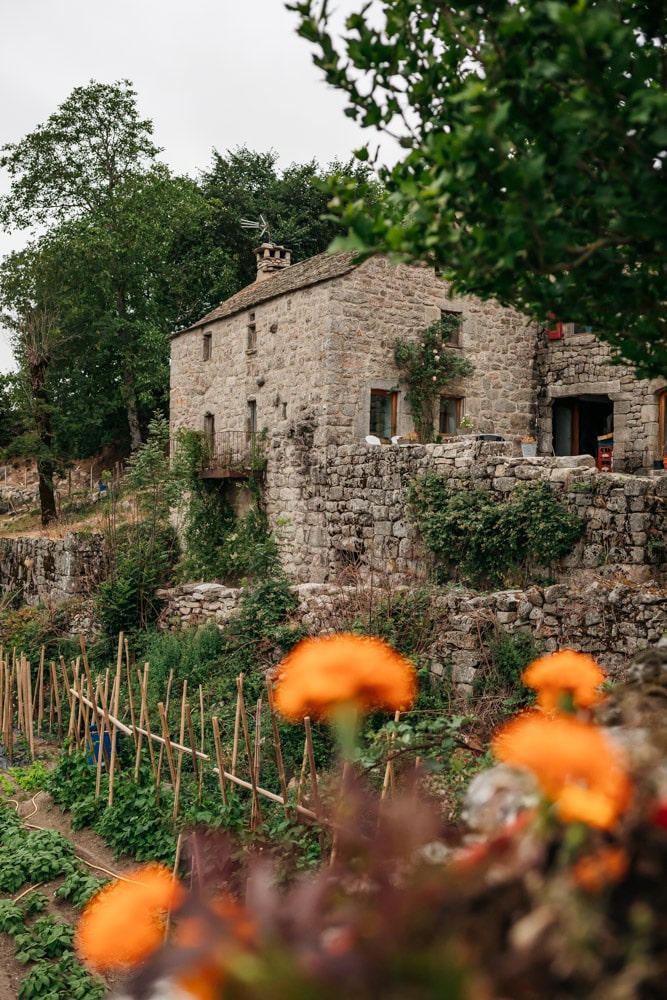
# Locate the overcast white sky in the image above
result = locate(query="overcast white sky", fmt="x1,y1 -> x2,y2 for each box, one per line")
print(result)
0,0 -> 392,372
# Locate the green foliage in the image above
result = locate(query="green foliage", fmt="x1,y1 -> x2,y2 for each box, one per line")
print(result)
14,917 -> 74,963
293,0 -> 667,377
18,954 -> 105,1000
0,809 -> 76,892
348,589 -> 440,663
53,870 -> 109,908
473,631 -> 539,717
9,760 -> 50,791
409,475 -> 583,588
394,318 -> 474,442
173,431 -> 279,584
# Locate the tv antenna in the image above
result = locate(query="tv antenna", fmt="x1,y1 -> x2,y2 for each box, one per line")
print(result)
240,214 -> 271,243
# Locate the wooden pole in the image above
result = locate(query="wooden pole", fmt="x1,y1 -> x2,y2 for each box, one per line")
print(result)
231,678 -> 242,776
173,682 -> 188,819
211,717 -> 228,806
199,685 -> 205,756
124,638 -> 137,744
156,669 -> 174,786
236,676 -> 261,826
303,717 -> 321,819
158,702 -> 178,789
266,679 -> 289,809
50,661 -> 62,737
23,654 -> 35,760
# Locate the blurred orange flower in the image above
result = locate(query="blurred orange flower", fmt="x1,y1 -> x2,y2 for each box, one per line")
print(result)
572,847 -> 628,894
273,633 -> 417,721
76,864 -> 183,972
174,896 -> 254,999
522,650 -> 606,712
493,712 -> 631,829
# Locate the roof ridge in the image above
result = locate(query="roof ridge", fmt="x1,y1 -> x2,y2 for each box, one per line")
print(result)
172,248 -> 360,338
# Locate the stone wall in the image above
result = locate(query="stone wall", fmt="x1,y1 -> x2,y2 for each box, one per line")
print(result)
155,579 -> 667,691
0,533 -> 108,606
264,437 -> 667,586
535,327 -> 667,471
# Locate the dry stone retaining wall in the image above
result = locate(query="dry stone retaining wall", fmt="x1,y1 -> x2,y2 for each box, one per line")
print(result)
0,533 -> 108,606
155,579 -> 667,691
264,437 -> 667,586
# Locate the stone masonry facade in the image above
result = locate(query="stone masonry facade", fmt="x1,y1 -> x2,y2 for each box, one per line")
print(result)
170,252 -> 537,448
536,326 -> 667,472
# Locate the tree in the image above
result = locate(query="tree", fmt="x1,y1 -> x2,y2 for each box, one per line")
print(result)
0,242 -> 63,524
191,146 -> 382,301
0,80 -> 181,449
292,1 -> 667,377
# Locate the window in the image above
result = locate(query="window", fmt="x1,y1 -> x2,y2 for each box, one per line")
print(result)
204,412 -> 215,437
369,389 -> 397,440
247,311 -> 257,352
440,309 -> 462,347
439,396 -> 462,435
247,399 -> 257,436
202,332 -> 212,361
572,323 -> 593,335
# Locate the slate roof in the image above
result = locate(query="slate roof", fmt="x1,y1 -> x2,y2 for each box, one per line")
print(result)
171,249 -> 360,338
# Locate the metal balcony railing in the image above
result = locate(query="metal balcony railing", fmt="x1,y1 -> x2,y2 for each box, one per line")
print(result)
200,430 -> 267,477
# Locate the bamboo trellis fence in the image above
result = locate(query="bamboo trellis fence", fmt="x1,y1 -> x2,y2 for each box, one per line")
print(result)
0,633 -> 402,834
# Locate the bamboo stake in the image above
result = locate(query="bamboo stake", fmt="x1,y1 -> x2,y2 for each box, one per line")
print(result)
381,711 -> 401,802
209,764 -> 321,823
23,654 -> 35,760
303,717 -> 321,818
251,697 -> 262,828
156,669 -> 174,786
124,638 -> 137,744
231,679 -> 242,776
173,682 -> 188,819
34,646 -> 45,737
5,667 -> 13,762
266,679 -> 289,809
138,665 -> 158,784
59,656 -> 73,717
107,639 -> 123,808
158,702 -> 178,789
297,739 -> 308,808
236,675 -> 261,825
199,685 -> 205,756
185,702 -> 199,783
50,661 -> 62,737
94,681 -> 106,800
15,654 -> 23,738
211,717 -> 228,806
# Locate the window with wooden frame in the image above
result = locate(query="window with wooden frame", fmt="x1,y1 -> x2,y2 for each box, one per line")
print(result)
202,332 -> 212,361
438,396 -> 462,435
369,389 -> 398,441
659,390 -> 667,457
247,311 -> 257,352
204,412 -> 215,437
440,308 -> 462,347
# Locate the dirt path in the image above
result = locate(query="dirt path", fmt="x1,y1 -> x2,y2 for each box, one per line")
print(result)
0,785 -> 138,1000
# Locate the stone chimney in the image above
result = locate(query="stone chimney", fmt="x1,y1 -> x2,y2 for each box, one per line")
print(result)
254,243 -> 291,282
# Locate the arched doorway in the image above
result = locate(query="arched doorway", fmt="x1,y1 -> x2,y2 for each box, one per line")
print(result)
552,395 -> 613,457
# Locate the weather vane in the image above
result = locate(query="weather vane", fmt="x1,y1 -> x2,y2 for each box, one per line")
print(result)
240,214 -> 271,243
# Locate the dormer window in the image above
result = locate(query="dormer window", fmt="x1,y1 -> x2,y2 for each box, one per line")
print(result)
247,312 -> 257,353
202,332 -> 212,361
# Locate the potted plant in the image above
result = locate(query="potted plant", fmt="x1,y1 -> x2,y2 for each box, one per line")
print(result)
521,436 -> 538,457
457,414 -> 474,434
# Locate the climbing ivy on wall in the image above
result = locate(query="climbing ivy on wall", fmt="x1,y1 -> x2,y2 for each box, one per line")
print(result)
409,475 -> 583,589
394,317 -> 474,442
173,430 -> 280,583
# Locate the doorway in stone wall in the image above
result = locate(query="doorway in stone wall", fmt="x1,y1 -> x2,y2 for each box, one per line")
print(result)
552,395 -> 613,457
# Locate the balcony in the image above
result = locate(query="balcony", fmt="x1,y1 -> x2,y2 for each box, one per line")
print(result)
200,431 -> 267,479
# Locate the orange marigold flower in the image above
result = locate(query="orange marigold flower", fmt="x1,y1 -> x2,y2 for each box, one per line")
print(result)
273,633 -> 417,721
76,864 -> 183,972
492,713 -> 631,830
572,847 -> 629,894
522,650 -> 606,712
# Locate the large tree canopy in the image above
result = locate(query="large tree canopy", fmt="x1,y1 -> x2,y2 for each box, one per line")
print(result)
292,0 -> 667,377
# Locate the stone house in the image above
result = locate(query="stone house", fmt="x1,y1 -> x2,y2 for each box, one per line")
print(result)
170,244 -> 536,453
170,244 -> 667,472
535,322 -> 667,473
